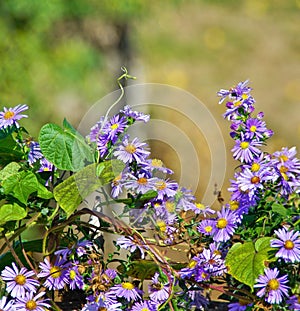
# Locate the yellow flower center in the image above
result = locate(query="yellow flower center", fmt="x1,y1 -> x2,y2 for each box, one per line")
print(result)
201,272 -> 208,279
284,240 -> 294,250
165,201 -> 175,213
195,202 -> 205,210
279,155 -> 288,162
213,250 -> 222,256
4,111 -> 15,120
229,200 -> 239,210
217,218 -> 227,229
279,166 -> 288,173
156,220 -> 167,232
25,300 -> 37,310
69,269 -> 76,280
15,274 -> 26,285
156,180 -> 166,190
125,144 -> 136,154
242,94 -> 248,100
151,158 -> 163,167
240,141 -> 249,149
110,123 -> 119,130
122,282 -> 134,290
268,278 -> 279,290
281,172 -> 289,181
137,177 -> 148,185
250,125 -> 257,132
141,308 -> 150,311
251,163 -> 260,172
188,260 -> 197,269
234,101 -> 242,107
251,176 -> 260,184
204,225 -> 213,233
50,266 -> 62,279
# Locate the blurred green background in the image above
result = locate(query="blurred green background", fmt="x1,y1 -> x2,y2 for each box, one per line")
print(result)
1,0 -> 299,202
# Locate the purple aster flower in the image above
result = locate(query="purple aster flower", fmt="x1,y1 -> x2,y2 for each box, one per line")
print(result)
54,239 -> 92,260
254,267 -> 290,304
187,289 -> 209,309
236,167 -> 269,199
125,172 -> 157,194
244,118 -> 271,140
217,80 -> 252,104
121,105 -> 150,123
66,264 -> 84,290
102,114 -> 127,141
116,236 -> 147,259
179,258 -> 199,279
154,178 -> 178,200
142,158 -> 174,175
198,248 -> 227,276
0,104 -> 28,129
175,187 -> 196,211
26,141 -> 43,165
131,300 -> 157,311
197,219 -> 216,236
1,262 -> 39,298
37,158 -> 54,173
228,300 -> 253,311
0,296 -> 16,311
14,291 -> 50,311
192,202 -> 216,216
114,136 -> 150,164
270,227 -> 300,263
109,282 -> 142,302
231,136 -> 262,164
148,272 -> 170,303
213,207 -> 238,242
287,295 -> 300,310
37,257 -> 69,290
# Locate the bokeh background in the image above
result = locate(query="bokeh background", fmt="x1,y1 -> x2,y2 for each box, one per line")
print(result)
1,0 -> 299,205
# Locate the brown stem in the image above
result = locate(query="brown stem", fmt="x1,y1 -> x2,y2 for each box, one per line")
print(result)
3,234 -> 24,268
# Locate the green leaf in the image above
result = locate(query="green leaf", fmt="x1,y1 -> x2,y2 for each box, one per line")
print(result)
225,237 -> 274,289
54,160 -> 124,218
0,203 -> 27,226
0,135 -> 23,167
37,182 -> 53,199
2,171 -> 38,204
38,121 -> 94,171
0,162 -> 21,182
272,203 -> 288,217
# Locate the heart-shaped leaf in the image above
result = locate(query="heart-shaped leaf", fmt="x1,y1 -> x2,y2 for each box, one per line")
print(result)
38,120 -> 94,171
225,237 -> 274,289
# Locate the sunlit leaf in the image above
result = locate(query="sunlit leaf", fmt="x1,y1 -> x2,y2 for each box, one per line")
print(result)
54,160 -> 124,218
0,203 -> 27,226
38,120 -> 94,171
225,237 -> 274,289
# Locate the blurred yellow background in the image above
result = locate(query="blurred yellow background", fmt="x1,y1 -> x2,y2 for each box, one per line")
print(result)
1,0 -> 299,204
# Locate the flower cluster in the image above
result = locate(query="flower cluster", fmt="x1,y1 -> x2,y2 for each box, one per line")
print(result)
0,78 -> 299,311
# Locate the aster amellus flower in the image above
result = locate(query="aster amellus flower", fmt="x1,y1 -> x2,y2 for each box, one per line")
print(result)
37,257 -> 68,290
270,227 -> 300,263
14,291 -> 50,311
1,262 -> 39,298
213,207 -> 237,242
0,104 -> 28,129
109,282 -> 142,302
131,300 -> 157,311
254,267 -> 290,304
114,136 -> 150,164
